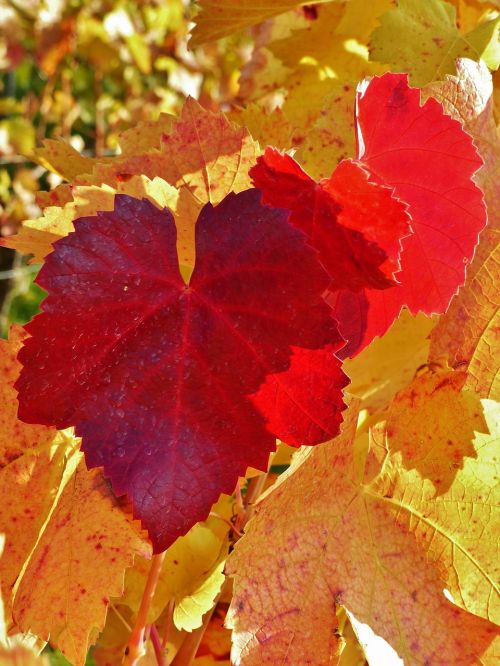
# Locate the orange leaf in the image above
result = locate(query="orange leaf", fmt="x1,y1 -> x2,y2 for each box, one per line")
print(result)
13,458 -> 151,666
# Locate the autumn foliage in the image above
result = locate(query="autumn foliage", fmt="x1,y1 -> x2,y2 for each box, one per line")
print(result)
0,1 -> 499,665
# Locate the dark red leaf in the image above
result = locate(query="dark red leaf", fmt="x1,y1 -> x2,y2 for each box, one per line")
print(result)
336,72 -> 486,354
16,192 -> 345,552
250,147 -> 410,290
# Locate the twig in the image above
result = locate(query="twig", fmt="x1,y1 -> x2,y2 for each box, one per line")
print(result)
124,552 -> 166,666
109,603 -> 132,633
150,623 -> 167,666
161,599 -> 175,649
209,511 -> 243,538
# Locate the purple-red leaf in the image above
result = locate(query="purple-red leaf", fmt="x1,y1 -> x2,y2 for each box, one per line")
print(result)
16,191 -> 345,552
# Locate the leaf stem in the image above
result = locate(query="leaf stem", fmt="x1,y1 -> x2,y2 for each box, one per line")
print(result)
124,552 -> 166,666
161,599 -> 175,649
150,623 -> 167,666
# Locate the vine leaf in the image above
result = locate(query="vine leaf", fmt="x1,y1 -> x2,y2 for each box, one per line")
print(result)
251,147 -> 411,290
333,72 -> 486,355
13,456 -> 151,666
369,0 -> 500,86
227,401 -> 499,665
427,59 -> 500,401
189,1 -> 335,47
16,190 -> 345,552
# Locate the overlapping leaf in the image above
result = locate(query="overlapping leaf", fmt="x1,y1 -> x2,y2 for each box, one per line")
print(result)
332,72 -> 486,354
13,455 -> 151,666
369,0 -> 500,86
227,400 -> 499,665
251,148 -> 411,290
427,59 -> 500,400
16,191 -> 345,552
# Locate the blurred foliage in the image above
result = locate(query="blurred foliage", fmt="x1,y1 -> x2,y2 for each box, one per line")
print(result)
0,0 -> 250,235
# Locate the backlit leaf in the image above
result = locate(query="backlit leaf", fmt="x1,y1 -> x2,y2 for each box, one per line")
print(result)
333,72 -> 486,355
369,0 -> 500,86
16,191 -> 345,552
427,59 -> 500,400
344,309 -> 436,412
120,523 -> 227,631
227,402 -> 499,665
251,147 -> 411,290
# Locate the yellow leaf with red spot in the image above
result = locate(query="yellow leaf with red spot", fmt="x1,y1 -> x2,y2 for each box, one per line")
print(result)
13,456 -> 151,666
227,401 -> 499,665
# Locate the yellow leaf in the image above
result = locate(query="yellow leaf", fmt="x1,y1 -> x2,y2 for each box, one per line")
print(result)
426,59 -> 500,400
294,83 -> 356,178
369,0 -> 500,86
118,114 -> 174,155
189,0 -> 335,47
371,397 -> 500,623
227,402 -> 499,664
226,104 -> 293,150
240,2 -> 387,130
159,97 -> 259,205
4,177 -> 185,264
0,443 -> 67,627
120,523 -> 227,632
344,309 -> 437,412
383,368 -> 488,490
13,458 -> 151,666
125,34 -> 151,74
31,139 -> 98,180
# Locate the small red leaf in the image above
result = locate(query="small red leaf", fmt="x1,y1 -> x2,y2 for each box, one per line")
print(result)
336,72 -> 486,353
250,147 -> 410,290
16,191 -> 345,552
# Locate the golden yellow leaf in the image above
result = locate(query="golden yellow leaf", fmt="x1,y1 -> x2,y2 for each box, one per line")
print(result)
189,1 -> 334,47
0,443 -> 66,626
4,177 -> 184,264
13,457 -> 151,666
369,0 -> 500,86
158,97 -> 259,205
226,104 -> 293,150
337,607 -> 367,666
371,397 -> 500,623
383,368 -> 488,490
227,402 -> 499,664
31,139 -> 98,180
0,327 -> 57,467
118,113 -> 175,155
426,59 -> 500,399
294,83 -> 356,179
120,523 -> 227,631
344,309 -> 437,413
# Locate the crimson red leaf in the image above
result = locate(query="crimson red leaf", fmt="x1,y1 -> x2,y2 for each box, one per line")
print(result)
250,147 -> 410,290
16,191 -> 345,552
336,72 -> 486,353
